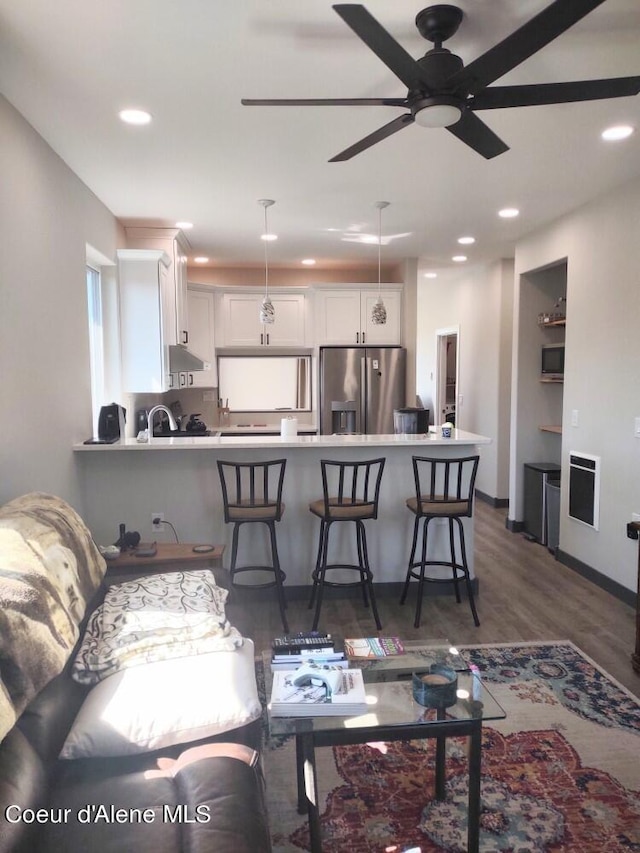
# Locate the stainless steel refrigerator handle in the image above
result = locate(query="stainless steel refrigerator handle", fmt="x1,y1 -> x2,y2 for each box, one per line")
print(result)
360,355 -> 367,434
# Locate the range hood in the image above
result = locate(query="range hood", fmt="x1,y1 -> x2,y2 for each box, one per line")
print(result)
169,344 -> 205,372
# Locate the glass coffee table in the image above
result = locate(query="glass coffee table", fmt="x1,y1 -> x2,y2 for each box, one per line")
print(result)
263,641 -> 506,853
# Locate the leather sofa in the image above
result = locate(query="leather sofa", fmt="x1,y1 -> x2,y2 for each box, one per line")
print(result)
0,493 -> 272,853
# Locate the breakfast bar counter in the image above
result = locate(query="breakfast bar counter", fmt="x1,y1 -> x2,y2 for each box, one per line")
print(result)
75,430 -> 491,587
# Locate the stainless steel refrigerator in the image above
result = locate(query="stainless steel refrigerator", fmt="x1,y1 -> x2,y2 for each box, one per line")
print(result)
319,346 -> 406,435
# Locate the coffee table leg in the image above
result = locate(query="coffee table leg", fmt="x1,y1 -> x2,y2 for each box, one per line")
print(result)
296,735 -> 305,814
467,722 -> 482,853
435,708 -> 446,799
298,732 -> 322,853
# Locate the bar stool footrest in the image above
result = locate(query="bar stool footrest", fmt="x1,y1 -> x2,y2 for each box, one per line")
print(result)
230,565 -> 287,590
405,560 -> 470,584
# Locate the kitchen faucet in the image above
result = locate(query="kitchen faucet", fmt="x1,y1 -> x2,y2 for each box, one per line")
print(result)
147,405 -> 178,442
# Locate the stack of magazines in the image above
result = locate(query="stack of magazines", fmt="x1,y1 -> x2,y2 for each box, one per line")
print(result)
270,632 -> 346,670
269,667 -> 367,717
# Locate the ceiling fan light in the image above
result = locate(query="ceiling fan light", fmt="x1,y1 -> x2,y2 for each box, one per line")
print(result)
414,102 -> 462,129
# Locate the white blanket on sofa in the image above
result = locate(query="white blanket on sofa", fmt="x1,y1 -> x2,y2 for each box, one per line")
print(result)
0,492 -> 107,742
71,570 -> 242,685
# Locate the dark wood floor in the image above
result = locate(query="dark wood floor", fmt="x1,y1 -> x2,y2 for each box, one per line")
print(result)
225,501 -> 639,697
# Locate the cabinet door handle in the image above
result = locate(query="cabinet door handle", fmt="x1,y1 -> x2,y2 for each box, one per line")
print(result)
182,330 -> 188,345
188,373 -> 194,386
356,332 -> 360,344
362,332 -> 365,344
180,373 -> 186,387
260,332 -> 264,345
169,374 -> 174,389
266,333 -> 270,345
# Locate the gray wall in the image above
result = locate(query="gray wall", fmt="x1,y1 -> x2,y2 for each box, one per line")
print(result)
510,176 -> 640,593
0,95 -> 121,511
415,259 -> 514,502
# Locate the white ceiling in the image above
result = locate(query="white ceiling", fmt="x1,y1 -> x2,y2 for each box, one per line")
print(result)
1,1 -> 639,271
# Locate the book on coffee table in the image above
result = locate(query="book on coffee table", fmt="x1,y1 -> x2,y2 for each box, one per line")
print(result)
344,637 -> 405,658
269,668 -> 367,717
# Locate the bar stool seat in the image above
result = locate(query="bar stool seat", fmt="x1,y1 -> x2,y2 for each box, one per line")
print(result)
217,458 -> 288,632
400,455 -> 481,629
308,458 -> 385,631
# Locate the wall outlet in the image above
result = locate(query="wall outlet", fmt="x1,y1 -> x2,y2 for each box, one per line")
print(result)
203,390 -> 216,402
571,409 -> 579,427
151,512 -> 164,532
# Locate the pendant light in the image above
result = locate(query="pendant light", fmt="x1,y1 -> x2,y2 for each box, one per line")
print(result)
371,201 -> 389,325
258,198 -> 276,324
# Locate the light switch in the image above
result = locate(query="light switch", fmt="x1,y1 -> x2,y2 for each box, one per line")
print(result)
571,409 -> 579,427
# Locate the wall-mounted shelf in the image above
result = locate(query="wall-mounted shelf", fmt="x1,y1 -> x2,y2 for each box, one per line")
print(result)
539,425 -> 562,434
538,313 -> 566,327
540,377 -> 564,384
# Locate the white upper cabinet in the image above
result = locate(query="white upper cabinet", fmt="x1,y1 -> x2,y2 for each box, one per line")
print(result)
315,287 -> 402,345
185,286 -> 217,388
118,249 -> 173,393
217,291 -> 307,347
124,227 -> 190,347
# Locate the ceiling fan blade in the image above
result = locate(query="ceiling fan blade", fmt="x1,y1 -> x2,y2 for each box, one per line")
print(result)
333,4 -> 430,92
450,0 -> 608,95
241,97 -> 407,107
329,113 -> 414,161
446,111 -> 509,159
472,77 -> 640,109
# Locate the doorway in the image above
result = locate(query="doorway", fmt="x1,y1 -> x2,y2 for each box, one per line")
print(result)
435,327 -> 459,426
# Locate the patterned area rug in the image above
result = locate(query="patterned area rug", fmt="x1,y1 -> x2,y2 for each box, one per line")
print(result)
259,641 -> 640,852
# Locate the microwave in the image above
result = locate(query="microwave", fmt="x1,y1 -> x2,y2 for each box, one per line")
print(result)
541,344 -> 565,378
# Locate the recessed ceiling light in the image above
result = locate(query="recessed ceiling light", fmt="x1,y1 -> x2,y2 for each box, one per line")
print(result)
261,234 -> 278,242
457,236 -> 475,245
424,272 -> 437,278
601,124 -> 634,141
193,256 -> 209,263
498,207 -> 520,219
176,221 -> 193,229
452,255 -> 467,263
301,258 -> 316,266
118,108 -> 152,125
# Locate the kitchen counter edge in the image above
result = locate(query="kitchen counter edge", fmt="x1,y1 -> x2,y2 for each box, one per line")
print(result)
74,430 -> 492,451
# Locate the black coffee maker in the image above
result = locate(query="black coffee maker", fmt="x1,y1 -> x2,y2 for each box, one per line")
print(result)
97,404 -> 126,443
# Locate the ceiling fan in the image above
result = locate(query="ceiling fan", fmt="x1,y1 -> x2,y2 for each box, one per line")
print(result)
241,1 -> 640,161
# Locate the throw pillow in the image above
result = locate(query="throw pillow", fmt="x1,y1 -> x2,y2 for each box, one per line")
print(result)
60,639 -> 261,758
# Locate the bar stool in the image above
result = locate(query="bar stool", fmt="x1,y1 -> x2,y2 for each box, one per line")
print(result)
217,458 -> 288,632
400,455 -> 480,629
308,458 -> 385,631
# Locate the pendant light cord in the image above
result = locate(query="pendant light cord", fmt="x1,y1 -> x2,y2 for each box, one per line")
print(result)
377,204 -> 382,297
263,202 -> 269,298
375,201 -> 389,297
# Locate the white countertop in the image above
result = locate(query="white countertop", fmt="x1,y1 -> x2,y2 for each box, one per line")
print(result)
74,429 -> 491,451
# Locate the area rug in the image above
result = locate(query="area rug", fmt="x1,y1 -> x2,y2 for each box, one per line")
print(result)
258,641 -> 640,852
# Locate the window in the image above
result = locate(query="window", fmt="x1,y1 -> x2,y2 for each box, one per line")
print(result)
86,264 -> 105,437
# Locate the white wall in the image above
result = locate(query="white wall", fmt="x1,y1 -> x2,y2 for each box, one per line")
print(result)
511,176 -> 640,593
0,95 -> 122,511
415,259 -> 513,501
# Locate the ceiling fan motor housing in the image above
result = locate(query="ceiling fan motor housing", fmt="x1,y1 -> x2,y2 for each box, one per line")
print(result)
417,48 -> 464,91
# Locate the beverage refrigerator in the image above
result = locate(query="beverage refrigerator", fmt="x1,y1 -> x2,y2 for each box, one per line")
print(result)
318,346 -> 406,435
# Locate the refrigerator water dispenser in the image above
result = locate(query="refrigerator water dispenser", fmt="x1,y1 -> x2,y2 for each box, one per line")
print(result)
331,401 -> 357,434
